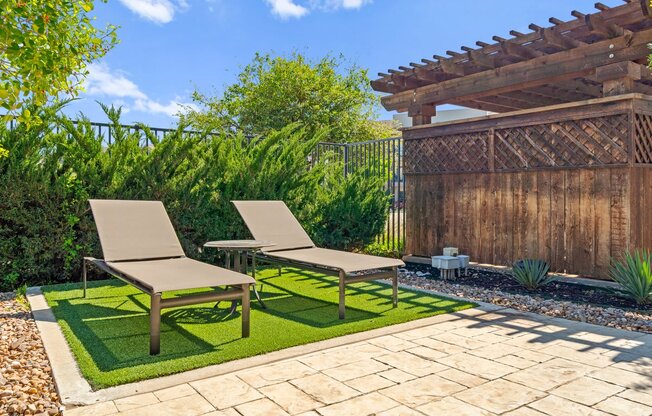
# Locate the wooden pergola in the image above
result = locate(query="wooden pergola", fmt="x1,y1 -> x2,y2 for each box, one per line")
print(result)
373,0 -> 652,124
372,0 -> 652,278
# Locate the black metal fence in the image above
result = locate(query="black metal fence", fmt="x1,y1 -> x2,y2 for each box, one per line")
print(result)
315,138 -> 404,253
5,119 -> 405,253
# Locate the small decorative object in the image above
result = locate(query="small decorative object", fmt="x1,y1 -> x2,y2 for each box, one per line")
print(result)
432,255 -> 461,280
443,247 -> 459,257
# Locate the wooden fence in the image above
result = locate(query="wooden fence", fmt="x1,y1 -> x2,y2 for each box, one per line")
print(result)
403,94 -> 652,278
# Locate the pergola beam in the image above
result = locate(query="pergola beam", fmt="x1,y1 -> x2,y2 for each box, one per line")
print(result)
381,28 -> 652,112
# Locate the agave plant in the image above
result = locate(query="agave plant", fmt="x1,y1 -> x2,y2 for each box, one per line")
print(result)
610,250 -> 652,306
511,259 -> 554,290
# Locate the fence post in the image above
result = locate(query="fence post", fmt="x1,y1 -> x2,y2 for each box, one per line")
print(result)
343,144 -> 349,178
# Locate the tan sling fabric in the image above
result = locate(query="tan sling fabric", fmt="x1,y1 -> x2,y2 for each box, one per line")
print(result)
232,201 -> 315,252
266,247 -> 404,274
107,257 -> 254,293
90,199 -> 185,262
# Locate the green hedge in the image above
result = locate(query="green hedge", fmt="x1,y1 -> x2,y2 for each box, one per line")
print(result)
0,105 -> 389,290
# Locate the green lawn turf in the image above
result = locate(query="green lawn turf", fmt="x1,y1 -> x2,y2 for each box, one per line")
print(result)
42,267 -> 475,389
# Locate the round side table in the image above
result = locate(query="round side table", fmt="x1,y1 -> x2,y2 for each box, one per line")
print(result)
204,240 -> 275,309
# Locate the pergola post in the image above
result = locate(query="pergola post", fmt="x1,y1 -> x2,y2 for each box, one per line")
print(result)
408,104 -> 436,126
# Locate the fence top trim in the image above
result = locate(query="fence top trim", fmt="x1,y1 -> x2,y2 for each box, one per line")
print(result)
402,93 -> 651,135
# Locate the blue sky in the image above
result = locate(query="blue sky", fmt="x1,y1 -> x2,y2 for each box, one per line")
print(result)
67,0 -> 622,127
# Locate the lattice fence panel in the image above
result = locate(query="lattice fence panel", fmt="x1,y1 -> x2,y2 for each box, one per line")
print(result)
493,114 -> 629,171
404,132 -> 489,174
634,113 -> 652,164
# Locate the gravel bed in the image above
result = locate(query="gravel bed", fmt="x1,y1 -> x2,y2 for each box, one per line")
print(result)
0,292 -> 62,416
399,267 -> 652,334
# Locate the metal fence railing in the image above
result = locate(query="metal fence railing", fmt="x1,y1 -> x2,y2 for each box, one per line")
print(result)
315,138 -> 405,253
5,119 -> 405,253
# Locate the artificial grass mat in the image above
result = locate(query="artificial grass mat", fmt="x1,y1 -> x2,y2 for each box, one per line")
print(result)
42,267 -> 475,389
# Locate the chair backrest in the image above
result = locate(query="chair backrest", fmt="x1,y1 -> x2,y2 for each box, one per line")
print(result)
232,200 -> 315,252
89,199 -> 185,262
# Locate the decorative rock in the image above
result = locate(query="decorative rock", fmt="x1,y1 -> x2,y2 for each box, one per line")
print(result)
0,292 -> 62,416
397,268 -> 652,334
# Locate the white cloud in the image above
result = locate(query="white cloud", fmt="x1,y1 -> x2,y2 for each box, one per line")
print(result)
265,0 -> 370,19
119,0 -> 188,24
266,0 -> 309,19
84,63 -> 195,118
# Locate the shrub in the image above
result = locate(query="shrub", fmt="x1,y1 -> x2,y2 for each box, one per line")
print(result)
610,250 -> 652,305
306,168 -> 390,251
0,104 -> 390,289
511,259 -> 554,290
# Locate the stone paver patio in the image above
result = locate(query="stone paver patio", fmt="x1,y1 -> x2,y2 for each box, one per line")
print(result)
64,307 -> 652,416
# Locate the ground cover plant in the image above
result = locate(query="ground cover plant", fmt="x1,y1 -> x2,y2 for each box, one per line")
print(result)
42,267 -> 475,388
0,104 -> 390,290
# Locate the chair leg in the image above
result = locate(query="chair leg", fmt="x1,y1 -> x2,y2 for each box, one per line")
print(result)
150,293 -> 162,355
339,270 -> 346,320
392,266 -> 398,308
82,259 -> 87,298
242,284 -> 250,338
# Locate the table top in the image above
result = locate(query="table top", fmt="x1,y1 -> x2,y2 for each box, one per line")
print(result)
203,240 -> 276,250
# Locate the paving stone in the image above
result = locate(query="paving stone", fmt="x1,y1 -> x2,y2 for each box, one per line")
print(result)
201,409 -> 241,416
594,396 -> 652,416
393,325 -> 443,340
503,407 -> 548,416
511,349 -> 555,364
235,398 -> 289,416
153,383 -> 196,402
316,392 -> 399,416
379,374 -> 466,407
377,369 -> 417,383
375,351 -> 447,377
454,379 -> 545,414
550,377 -> 624,406
618,389 -> 652,406
374,405 -> 424,416
504,358 -> 592,391
368,335 -> 419,352
322,358 -> 390,382
468,342 -> 523,359
290,373 -> 359,405
191,374 -> 263,410
435,332 -> 489,349
472,332 -> 511,345
114,392 -> 159,412
588,366 -> 652,392
612,356 -> 652,375
296,412 -> 321,416
417,396 -> 495,415
411,337 -> 466,355
237,360 -> 317,388
495,354 -> 538,369
259,382 -> 322,414
405,346 -> 448,361
299,343 -> 389,371
529,395 -> 611,416
63,401 -> 118,416
345,374 -> 395,393
437,367 -> 488,388
438,353 -> 517,380
118,394 -> 214,416
538,345 -> 614,368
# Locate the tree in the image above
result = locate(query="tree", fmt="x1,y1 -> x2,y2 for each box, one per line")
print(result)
183,53 -> 398,143
0,0 -> 118,123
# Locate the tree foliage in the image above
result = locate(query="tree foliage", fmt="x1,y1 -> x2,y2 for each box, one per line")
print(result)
183,53 -> 398,143
0,0 -> 118,122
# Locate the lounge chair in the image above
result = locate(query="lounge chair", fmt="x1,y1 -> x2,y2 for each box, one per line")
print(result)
84,199 -> 254,355
232,200 -> 405,319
